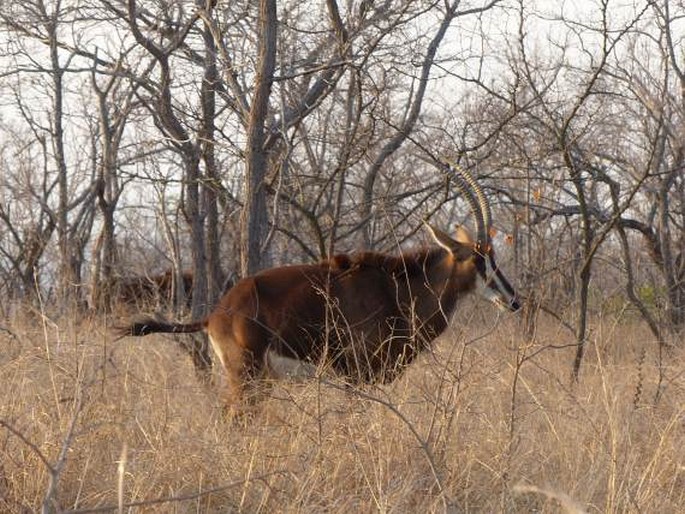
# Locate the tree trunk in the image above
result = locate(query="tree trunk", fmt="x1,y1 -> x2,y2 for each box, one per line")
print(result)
240,0 -> 277,276
47,4 -> 73,307
201,6 -> 223,304
185,152 -> 208,320
568,162 -> 593,381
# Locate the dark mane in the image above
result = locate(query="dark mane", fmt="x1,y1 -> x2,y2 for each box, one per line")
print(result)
351,247 -> 446,277
321,254 -> 353,270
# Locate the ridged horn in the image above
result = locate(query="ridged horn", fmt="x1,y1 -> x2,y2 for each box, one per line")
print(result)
451,162 -> 492,236
442,161 -> 490,248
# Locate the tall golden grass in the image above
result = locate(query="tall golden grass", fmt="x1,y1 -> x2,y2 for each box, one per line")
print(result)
0,304 -> 682,513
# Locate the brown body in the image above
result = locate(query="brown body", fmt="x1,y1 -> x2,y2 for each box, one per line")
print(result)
121,164 -> 520,408
122,228 -> 502,407
211,245 -> 476,394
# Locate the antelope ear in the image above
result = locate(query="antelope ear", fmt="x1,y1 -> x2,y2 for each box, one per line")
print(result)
454,226 -> 473,245
425,224 -> 474,261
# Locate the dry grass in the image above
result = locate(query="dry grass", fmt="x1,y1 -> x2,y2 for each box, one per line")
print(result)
0,304 -> 683,513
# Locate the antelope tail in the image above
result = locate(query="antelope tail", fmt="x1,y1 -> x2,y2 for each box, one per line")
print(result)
117,317 -> 206,337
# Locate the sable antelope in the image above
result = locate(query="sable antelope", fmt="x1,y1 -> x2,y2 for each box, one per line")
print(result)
115,269 -> 194,310
119,163 -> 520,408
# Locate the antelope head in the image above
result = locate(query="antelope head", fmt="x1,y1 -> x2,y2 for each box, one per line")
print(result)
428,163 -> 521,313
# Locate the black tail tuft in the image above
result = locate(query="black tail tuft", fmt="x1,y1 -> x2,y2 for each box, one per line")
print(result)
130,319 -> 162,336
115,316 -> 205,338
114,317 -> 160,338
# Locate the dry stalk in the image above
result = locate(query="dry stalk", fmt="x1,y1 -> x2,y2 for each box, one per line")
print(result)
318,378 -> 451,511
513,484 -> 588,514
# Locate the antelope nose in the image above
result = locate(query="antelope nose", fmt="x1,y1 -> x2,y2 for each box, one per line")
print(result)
509,297 -> 522,312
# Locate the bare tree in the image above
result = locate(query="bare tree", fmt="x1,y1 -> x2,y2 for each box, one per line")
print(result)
239,0 -> 277,276
124,0 -> 215,319
87,58 -> 142,311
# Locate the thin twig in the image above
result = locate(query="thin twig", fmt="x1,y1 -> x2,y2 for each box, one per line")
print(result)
42,392 -> 85,514
0,419 -> 55,473
318,378 -> 448,507
64,472 -> 287,513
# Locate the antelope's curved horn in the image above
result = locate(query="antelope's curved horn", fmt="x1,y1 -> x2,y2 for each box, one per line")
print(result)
442,161 -> 489,247
452,163 -> 492,237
